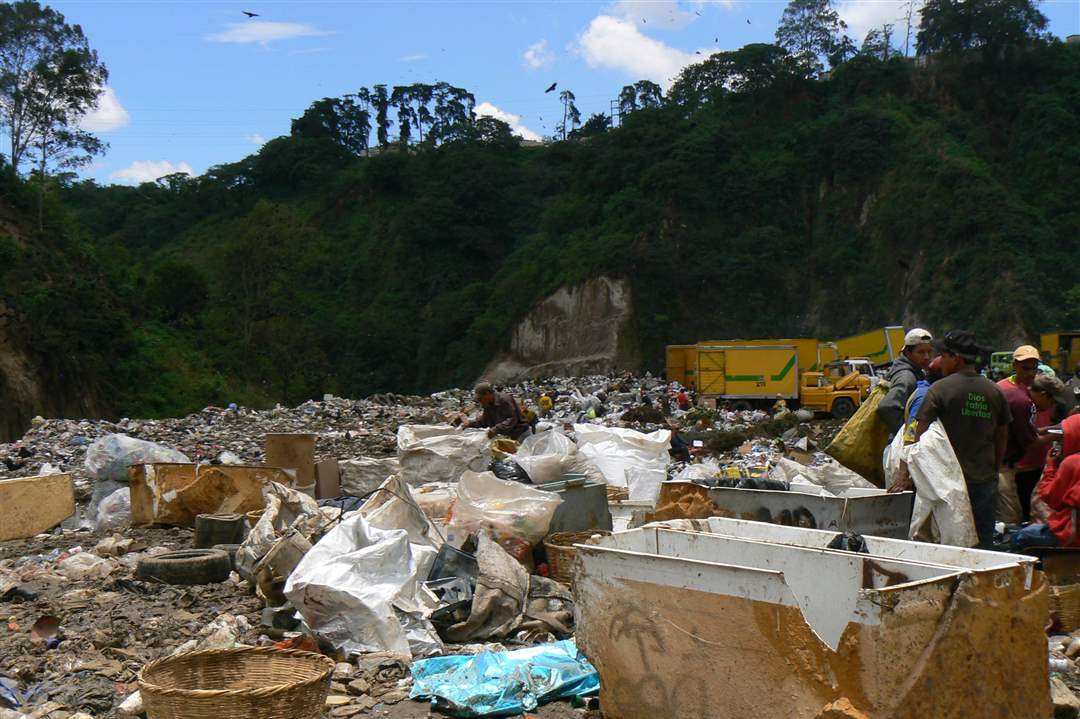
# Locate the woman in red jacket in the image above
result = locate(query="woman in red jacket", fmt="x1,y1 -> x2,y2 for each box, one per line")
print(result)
1013,414 -> 1080,549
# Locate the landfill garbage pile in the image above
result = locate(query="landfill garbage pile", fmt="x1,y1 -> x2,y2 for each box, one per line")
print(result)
9,372 -> 1069,719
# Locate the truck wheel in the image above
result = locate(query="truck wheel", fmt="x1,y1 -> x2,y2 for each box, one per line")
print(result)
831,398 -> 856,420
136,549 -> 232,585
731,401 -> 753,412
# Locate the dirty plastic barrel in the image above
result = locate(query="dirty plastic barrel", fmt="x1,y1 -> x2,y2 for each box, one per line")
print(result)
194,513 -> 245,549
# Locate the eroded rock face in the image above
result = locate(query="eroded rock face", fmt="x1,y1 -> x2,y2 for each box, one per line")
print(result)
482,276 -> 638,382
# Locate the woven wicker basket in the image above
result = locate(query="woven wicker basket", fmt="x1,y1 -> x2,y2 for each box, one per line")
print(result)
1051,583 -> 1080,632
544,530 -> 611,586
138,647 -> 334,719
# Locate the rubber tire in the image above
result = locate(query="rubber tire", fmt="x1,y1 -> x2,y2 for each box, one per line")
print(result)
212,543 -> 242,571
136,549 -> 232,585
731,400 -> 753,412
831,397 -> 856,420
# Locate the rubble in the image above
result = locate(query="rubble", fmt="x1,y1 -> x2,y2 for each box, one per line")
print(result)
5,372 -> 1051,718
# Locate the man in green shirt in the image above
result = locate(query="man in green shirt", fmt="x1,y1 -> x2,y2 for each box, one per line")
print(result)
916,330 -> 1011,549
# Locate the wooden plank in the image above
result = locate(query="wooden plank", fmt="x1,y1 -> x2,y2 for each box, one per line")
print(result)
0,473 -> 75,540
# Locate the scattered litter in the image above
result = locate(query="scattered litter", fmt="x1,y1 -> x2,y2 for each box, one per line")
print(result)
411,639 -> 598,717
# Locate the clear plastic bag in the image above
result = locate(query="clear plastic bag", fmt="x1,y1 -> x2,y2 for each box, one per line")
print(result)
449,471 -> 562,545
85,434 -> 190,483
94,487 -> 131,533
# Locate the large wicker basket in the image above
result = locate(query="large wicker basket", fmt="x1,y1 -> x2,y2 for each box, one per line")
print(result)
138,647 -> 334,719
1051,583 -> 1080,632
544,530 -> 611,586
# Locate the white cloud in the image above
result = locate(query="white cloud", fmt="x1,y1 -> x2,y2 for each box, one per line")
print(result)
474,102 -> 542,142
838,0 -> 915,46
79,86 -> 129,132
247,133 -> 267,145
206,21 -> 330,46
398,53 -> 428,62
578,15 -> 697,86
524,40 -> 554,69
110,160 -> 193,185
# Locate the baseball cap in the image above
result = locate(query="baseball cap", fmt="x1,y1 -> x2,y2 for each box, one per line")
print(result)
1012,345 -> 1041,363
903,328 -> 933,348
473,381 -> 494,397
940,330 -> 980,361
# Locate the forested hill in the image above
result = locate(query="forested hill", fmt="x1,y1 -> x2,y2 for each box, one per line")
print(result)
3,38 -> 1080,429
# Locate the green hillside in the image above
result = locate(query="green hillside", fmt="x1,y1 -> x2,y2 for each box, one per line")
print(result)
4,35 -> 1080,422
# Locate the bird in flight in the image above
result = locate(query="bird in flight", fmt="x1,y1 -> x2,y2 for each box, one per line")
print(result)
242,10 -> 259,17
746,18 -> 752,24
544,82 -> 557,93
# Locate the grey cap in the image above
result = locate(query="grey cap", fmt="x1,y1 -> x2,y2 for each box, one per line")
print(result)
474,381 -> 494,398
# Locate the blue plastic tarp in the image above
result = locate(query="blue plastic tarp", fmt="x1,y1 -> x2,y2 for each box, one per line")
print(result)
410,639 -> 599,717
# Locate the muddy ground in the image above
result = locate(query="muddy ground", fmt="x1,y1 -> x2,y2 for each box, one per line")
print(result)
0,527 -> 596,719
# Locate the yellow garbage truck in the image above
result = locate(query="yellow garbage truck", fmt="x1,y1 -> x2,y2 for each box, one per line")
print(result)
674,342 -> 869,418
834,326 -> 906,366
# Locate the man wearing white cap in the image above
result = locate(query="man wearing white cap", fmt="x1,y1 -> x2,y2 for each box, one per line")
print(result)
878,328 -> 935,437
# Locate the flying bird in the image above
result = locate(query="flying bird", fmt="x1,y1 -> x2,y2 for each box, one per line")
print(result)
544,82 -> 557,93
695,51 -> 702,55
746,18 -> 752,24
695,10 -> 701,15
642,18 -> 646,23
242,10 -> 259,17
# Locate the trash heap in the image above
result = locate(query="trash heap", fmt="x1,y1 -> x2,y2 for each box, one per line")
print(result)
2,374 -> 1072,718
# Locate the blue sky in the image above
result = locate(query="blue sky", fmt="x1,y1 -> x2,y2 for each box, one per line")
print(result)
46,0 -> 1080,185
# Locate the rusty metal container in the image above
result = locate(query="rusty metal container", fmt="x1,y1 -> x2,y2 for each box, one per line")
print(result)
659,480 -> 913,539
265,433 -> 316,486
574,521 -> 1048,719
129,464 -> 289,527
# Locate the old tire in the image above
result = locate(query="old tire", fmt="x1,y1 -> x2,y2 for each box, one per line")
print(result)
731,400 -> 753,412
136,549 -> 232,585
212,543 -> 242,570
831,397 -> 856,420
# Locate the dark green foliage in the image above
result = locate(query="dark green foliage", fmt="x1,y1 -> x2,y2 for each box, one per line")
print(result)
2,37 -> 1071,422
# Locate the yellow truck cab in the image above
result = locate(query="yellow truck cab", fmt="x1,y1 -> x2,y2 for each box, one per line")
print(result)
799,359 -> 873,419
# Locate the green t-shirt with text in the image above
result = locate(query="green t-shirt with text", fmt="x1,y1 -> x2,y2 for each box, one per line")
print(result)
917,370 -> 1011,484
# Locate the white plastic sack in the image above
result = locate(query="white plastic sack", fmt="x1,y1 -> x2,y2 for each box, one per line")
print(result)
360,475 -> 444,561
284,513 -> 442,658
449,471 -> 562,545
573,425 -> 670,489
906,421 -> 978,547
769,458 -> 876,494
94,487 -> 131,533
514,430 -> 578,486
236,481 -> 322,578
56,552 -> 117,580
84,434 -> 189,483
396,425 -> 491,486
340,456 -> 402,496
672,459 -> 722,483
411,482 -> 457,520
625,467 -> 665,503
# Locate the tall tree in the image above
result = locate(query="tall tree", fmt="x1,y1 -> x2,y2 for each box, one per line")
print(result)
369,84 -> 393,148
916,0 -> 1048,60
861,24 -> 895,60
290,96 -> 370,154
557,89 -> 580,140
775,0 -> 852,75
0,1 -> 107,175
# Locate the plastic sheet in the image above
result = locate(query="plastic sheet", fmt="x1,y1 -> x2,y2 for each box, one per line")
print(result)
410,640 -> 599,717
514,430 -> 604,487
397,425 -> 492,485
84,434 -> 189,483
573,425 -> 670,489
284,512 -> 442,658
769,457 -> 876,494
449,471 -> 561,545
905,421 -> 978,547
